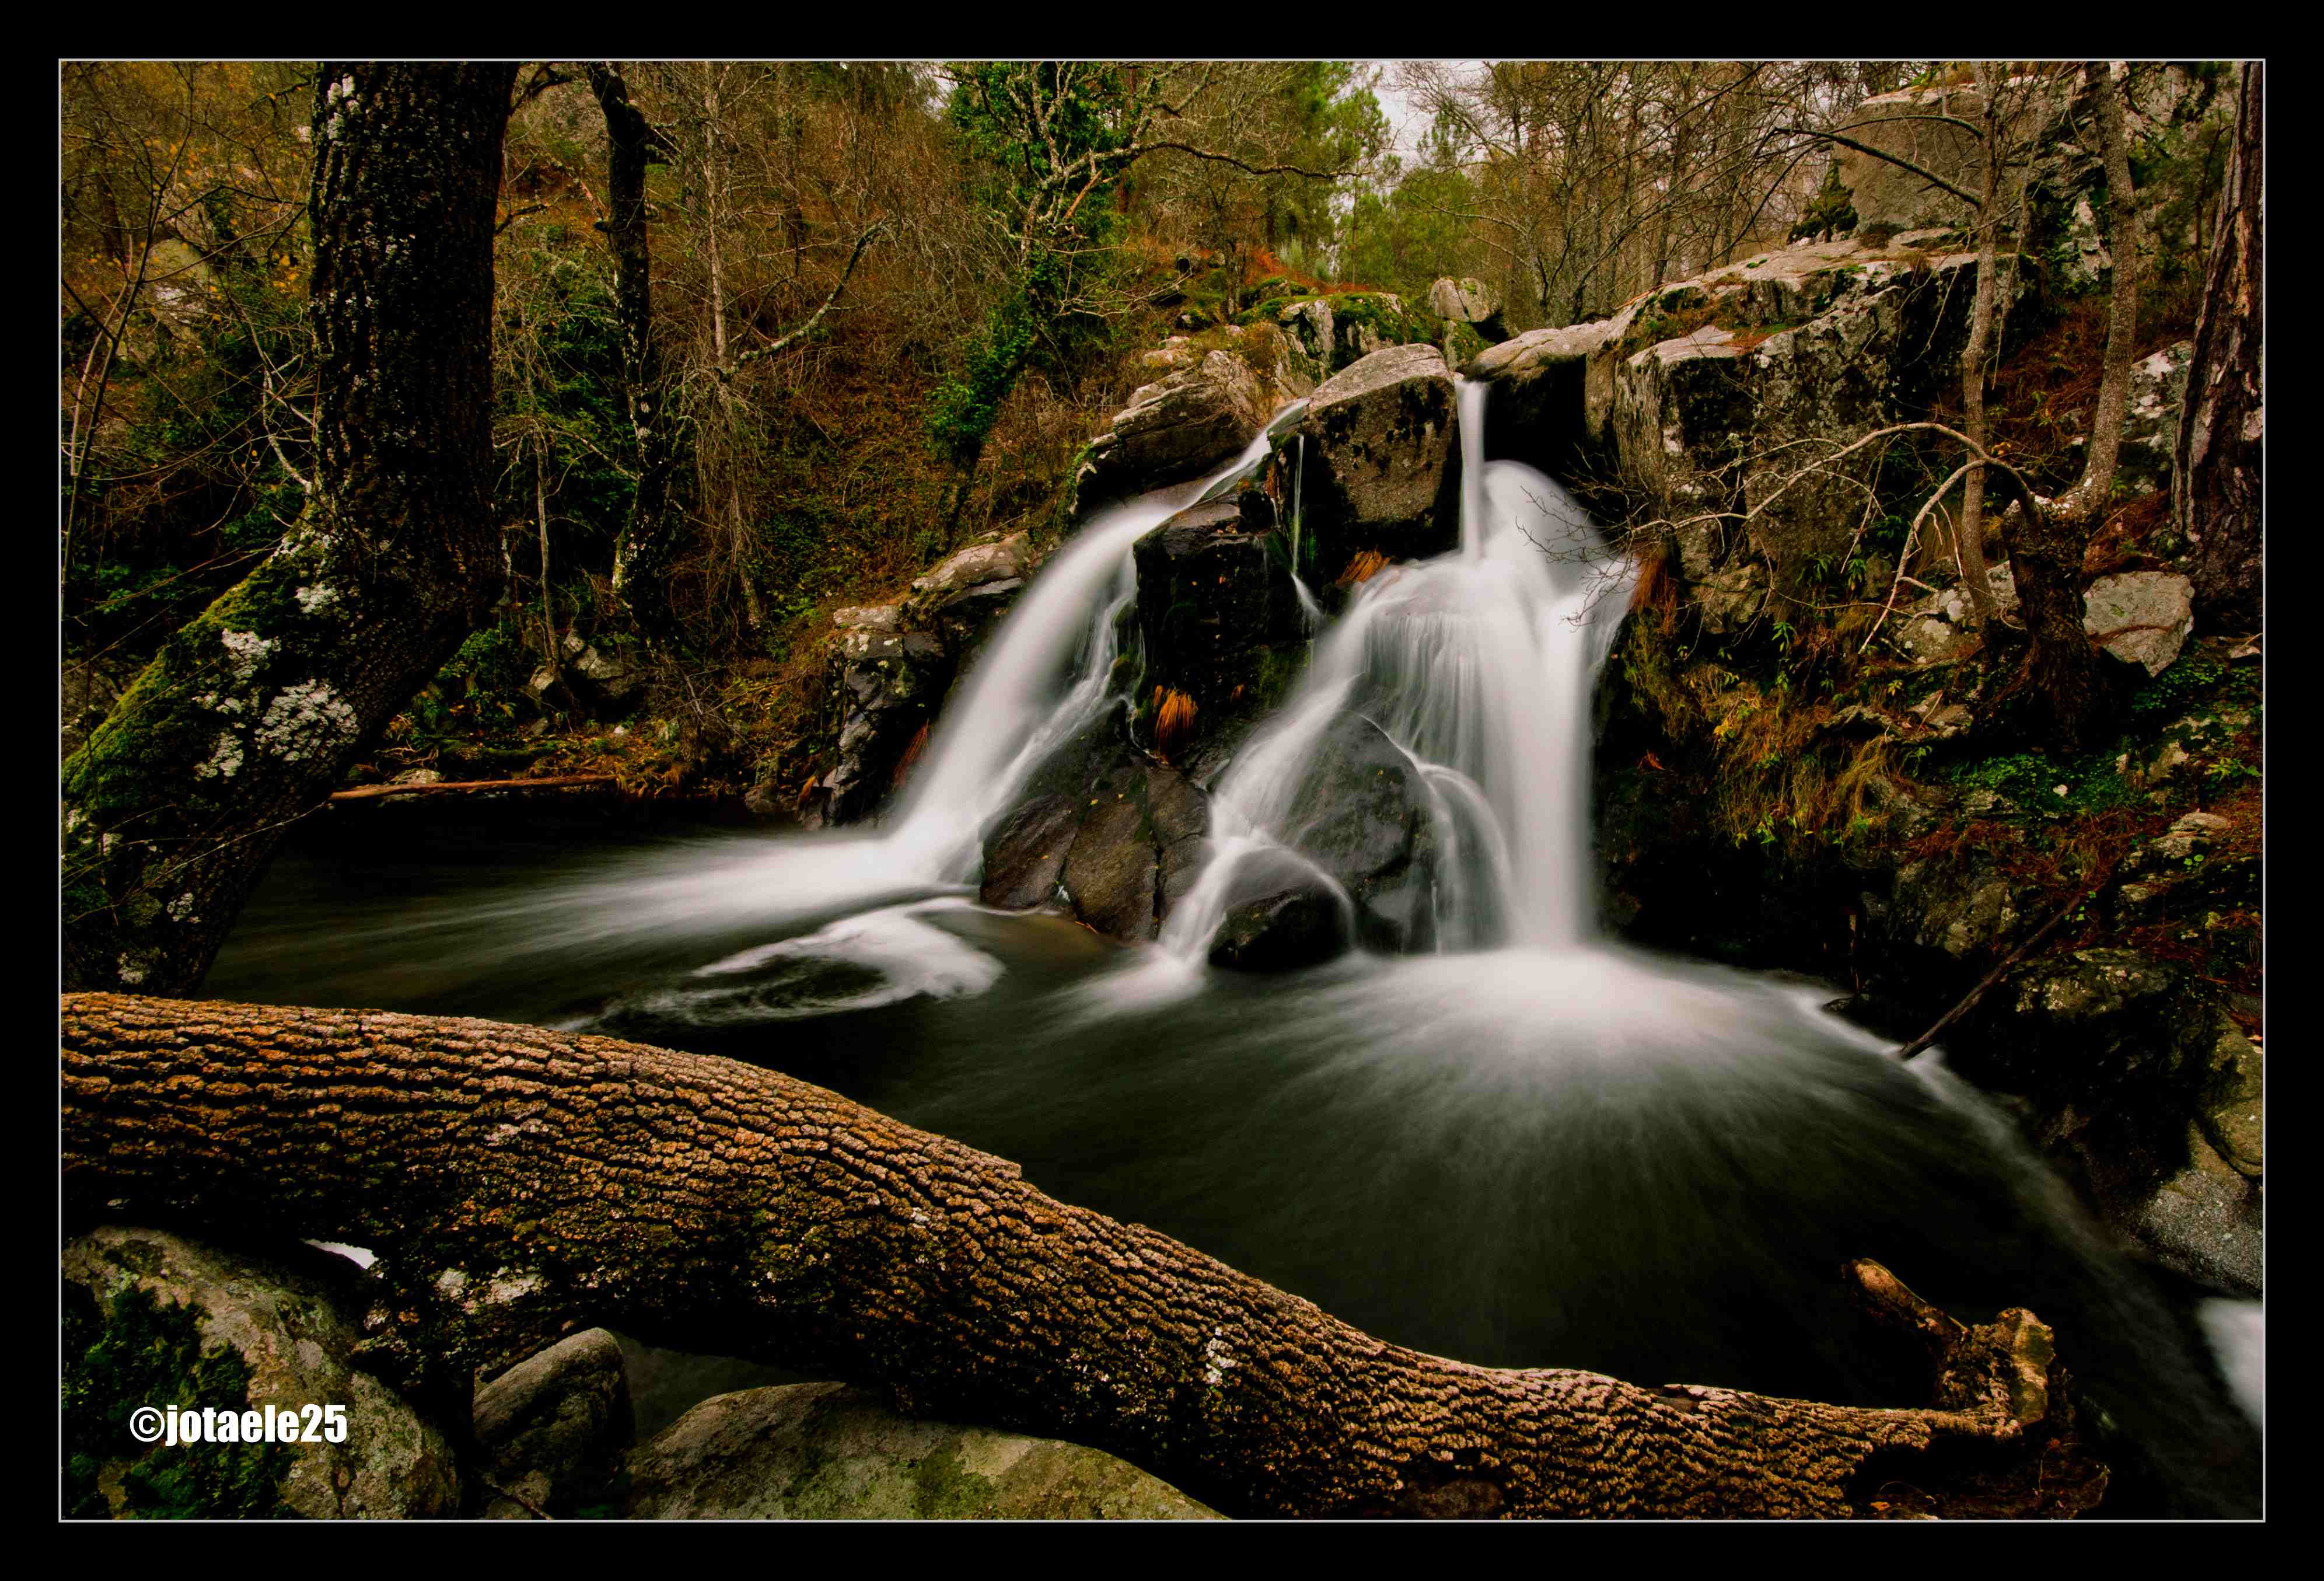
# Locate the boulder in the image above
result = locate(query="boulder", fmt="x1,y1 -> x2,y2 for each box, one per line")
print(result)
1297,344 -> 1460,586
1131,493 -> 1302,720
1281,713 -> 1438,952
1425,276 -> 1504,336
1206,849 -> 1351,971
1055,760 -> 1210,942
910,533 -> 1032,601
1460,316 -> 1627,473
819,630 -> 953,826
2082,571 -> 2194,677
622,1382 -> 1218,1520
1078,350 -> 1267,505
473,1328 -> 632,1519
62,1227 -> 461,1519
529,633 -> 648,717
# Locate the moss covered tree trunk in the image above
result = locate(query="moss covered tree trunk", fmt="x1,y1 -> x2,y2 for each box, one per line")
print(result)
2176,61 -> 2263,633
61,64 -> 518,995
62,993 -> 2108,1520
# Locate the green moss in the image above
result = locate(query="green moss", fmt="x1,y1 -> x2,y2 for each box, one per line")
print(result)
63,1283 -> 299,1519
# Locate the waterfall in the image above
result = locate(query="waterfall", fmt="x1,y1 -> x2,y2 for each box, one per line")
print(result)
1154,378 -> 1630,967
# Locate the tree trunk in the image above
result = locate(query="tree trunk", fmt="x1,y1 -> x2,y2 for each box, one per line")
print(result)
61,64 -> 517,996
1949,64 -> 2008,627
586,64 -> 681,637
1998,63 -> 2138,752
2175,62 -> 2263,633
61,993 -> 2107,1520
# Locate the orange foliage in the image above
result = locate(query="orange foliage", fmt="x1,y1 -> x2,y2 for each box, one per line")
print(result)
891,721 -> 931,788
1336,550 -> 1392,587
1153,686 -> 1199,765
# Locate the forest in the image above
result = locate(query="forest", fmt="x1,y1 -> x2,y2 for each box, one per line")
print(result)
61,60 -> 2261,1521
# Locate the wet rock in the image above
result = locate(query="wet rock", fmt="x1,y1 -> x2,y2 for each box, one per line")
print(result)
1132,494 -> 1302,721
2135,1136 -> 2262,1296
1061,766 -> 1165,940
822,631 -> 953,826
979,738 -> 1217,945
1298,344 -> 1460,585
2083,571 -> 2194,677
1207,849 -> 1350,971
62,1226 -> 460,1519
979,792 -> 1081,911
473,1328 -> 632,1519
1079,351 -> 1267,506
925,578 -> 1025,663
622,1383 -> 1218,1520
1283,713 -> 1438,952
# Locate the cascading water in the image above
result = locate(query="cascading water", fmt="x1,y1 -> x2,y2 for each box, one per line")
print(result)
209,375 -> 2262,1517
1149,378 -> 1630,972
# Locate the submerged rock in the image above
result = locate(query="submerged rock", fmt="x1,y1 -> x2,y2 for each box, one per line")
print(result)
622,1382 -> 1219,1520
61,1227 -> 460,1519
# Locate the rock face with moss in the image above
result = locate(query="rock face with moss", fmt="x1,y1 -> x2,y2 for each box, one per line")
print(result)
624,1381 -> 1219,1519
1599,242 -> 2006,591
1297,344 -> 1462,587
62,1226 -> 462,1518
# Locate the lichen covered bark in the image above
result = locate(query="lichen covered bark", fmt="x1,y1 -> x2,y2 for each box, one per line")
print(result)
62,64 -> 518,994
64,993 -> 2103,1519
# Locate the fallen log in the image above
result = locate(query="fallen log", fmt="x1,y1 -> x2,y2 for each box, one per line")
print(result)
60,993 -> 2106,1519
328,774 -> 618,803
